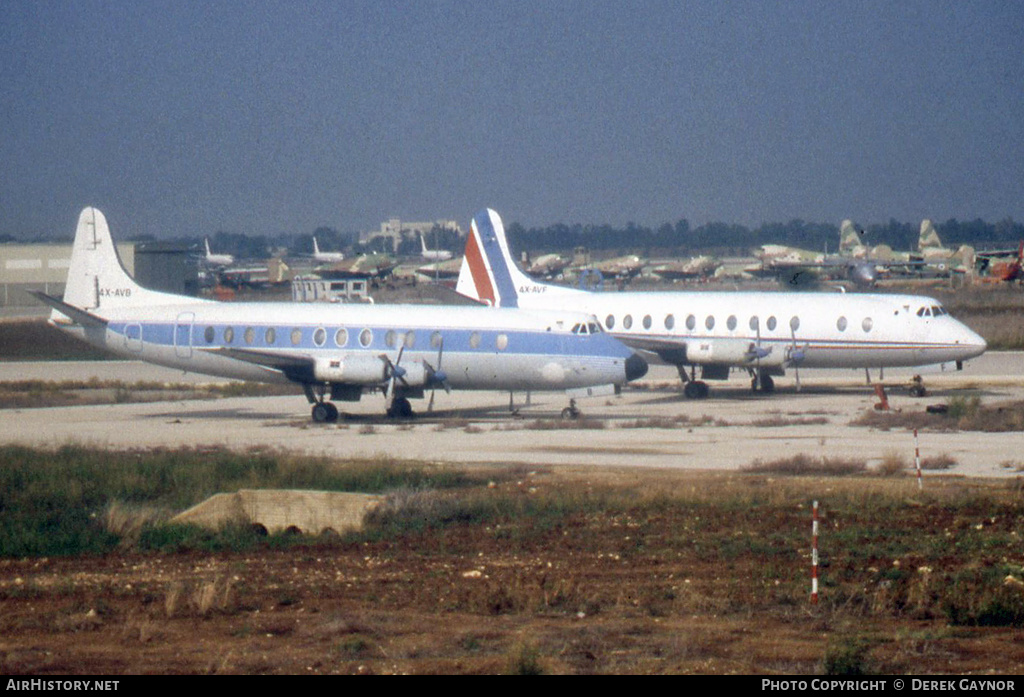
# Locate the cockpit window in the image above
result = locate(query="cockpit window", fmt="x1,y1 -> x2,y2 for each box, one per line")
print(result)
587,322 -> 601,334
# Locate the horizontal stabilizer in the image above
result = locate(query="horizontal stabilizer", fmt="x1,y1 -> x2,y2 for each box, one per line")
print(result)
28,291 -> 108,328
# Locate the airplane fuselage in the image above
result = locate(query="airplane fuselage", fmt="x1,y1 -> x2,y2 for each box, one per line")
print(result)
56,301 -> 639,393
510,288 -> 986,370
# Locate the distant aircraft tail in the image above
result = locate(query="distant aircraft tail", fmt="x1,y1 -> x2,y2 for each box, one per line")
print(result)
839,220 -> 865,255
55,207 -> 195,321
313,237 -> 321,255
919,219 -> 944,251
456,208 -> 585,308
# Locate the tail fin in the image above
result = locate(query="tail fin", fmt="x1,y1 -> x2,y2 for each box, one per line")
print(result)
456,208 -> 586,308
313,237 -> 321,255
839,220 -> 865,255
919,219 -> 943,251
58,207 -> 193,320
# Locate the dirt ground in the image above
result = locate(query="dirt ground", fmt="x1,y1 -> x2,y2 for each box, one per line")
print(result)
3,469 -> 1024,675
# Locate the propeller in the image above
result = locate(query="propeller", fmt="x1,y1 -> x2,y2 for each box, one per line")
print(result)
379,344 -> 407,411
423,336 -> 450,412
786,327 -> 807,392
746,319 -> 772,389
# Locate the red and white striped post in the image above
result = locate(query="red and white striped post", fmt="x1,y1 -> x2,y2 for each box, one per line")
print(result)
914,428 -> 923,491
811,500 -> 819,604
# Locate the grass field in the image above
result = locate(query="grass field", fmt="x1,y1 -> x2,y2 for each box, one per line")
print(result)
1,445 -> 1023,674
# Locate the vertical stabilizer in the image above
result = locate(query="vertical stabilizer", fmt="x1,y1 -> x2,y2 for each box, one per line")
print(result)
919,220 -> 943,251
59,207 -> 197,320
839,220 -> 865,255
455,208 -> 585,308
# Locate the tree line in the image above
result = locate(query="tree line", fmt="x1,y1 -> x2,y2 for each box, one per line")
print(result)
9,216 -> 1019,261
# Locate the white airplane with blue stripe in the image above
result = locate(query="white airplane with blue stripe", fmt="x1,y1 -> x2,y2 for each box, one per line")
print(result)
456,208 -> 987,398
31,208 -> 648,421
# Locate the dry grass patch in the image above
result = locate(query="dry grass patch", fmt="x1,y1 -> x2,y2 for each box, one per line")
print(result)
743,454 -> 867,476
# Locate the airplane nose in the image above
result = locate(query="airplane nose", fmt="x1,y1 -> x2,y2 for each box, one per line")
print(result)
625,353 -> 648,381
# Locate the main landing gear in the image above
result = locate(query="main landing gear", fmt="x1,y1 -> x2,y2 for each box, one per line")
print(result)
560,398 -> 581,420
750,371 -> 775,394
311,401 -> 339,423
679,364 -> 710,399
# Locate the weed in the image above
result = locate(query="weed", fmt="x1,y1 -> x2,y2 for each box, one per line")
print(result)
822,637 -> 874,675
743,454 -> 866,476
505,640 -> 545,675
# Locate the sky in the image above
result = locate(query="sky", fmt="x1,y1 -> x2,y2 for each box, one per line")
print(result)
1,1 -> 1022,239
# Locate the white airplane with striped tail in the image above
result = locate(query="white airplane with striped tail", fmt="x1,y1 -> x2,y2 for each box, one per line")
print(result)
31,208 -> 647,422
456,208 -> 987,398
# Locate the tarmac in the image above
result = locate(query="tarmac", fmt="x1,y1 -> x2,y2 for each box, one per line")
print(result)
1,353 -> 1022,478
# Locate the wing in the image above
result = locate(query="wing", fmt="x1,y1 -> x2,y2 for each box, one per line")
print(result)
203,346 -> 316,383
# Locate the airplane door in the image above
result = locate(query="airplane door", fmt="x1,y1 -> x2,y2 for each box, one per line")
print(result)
175,312 -> 194,359
124,323 -> 143,353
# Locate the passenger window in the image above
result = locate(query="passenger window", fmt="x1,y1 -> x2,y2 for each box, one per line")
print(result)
605,315 -> 615,330
224,327 -> 234,344
749,316 -> 759,331
837,316 -> 847,331
469,331 -> 481,348
335,328 -> 348,347
767,316 -> 777,331
244,327 -> 255,345
291,328 -> 302,346
385,330 -> 396,348
496,334 -> 508,350
265,327 -> 276,345
623,315 -> 633,330
727,315 -> 737,331
204,326 -> 215,344
430,331 -> 443,348
664,314 -> 675,330
790,316 -> 800,332
404,331 -> 416,348
642,315 -> 652,330
705,315 -> 715,330
359,329 -> 372,347
686,314 -> 696,331
313,327 -> 326,347
862,317 -> 873,332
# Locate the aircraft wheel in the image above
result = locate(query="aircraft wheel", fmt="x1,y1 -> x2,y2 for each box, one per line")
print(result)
684,381 -> 709,399
388,397 -> 414,419
311,402 -> 339,423
561,406 -> 580,420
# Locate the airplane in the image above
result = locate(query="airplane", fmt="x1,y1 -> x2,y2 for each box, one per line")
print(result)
311,237 -> 345,263
203,238 -> 235,267
420,233 -> 453,261
31,208 -> 648,422
577,253 -> 645,280
416,256 -> 463,282
975,241 -> 1024,283
913,220 -> 975,276
456,208 -> 987,399
648,255 -> 720,281
754,224 -> 885,288
525,252 -> 570,279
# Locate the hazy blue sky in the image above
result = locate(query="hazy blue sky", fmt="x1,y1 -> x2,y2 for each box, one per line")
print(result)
2,1 -> 1021,238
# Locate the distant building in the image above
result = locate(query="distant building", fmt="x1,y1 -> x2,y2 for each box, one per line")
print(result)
365,217 -> 462,245
0,241 -> 201,307
291,275 -> 370,303
1,242 -> 136,307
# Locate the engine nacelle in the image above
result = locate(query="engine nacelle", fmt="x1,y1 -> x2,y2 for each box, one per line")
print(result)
686,338 -> 787,367
686,338 -> 754,365
313,355 -> 387,384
